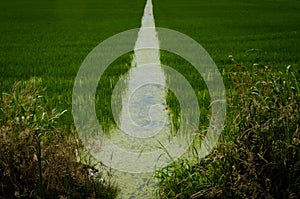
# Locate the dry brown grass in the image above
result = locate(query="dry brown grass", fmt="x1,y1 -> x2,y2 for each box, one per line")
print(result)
155,64 -> 300,199
0,78 -> 119,198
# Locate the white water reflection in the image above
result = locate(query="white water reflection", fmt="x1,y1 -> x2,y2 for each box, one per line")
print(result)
118,65 -> 169,138
110,0 -> 170,197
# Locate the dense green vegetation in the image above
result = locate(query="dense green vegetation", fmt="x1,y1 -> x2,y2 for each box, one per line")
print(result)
0,0 -> 143,198
155,62 -> 300,198
153,0 -> 300,198
1,0 -> 300,197
154,0 -> 300,71
0,0 -> 144,126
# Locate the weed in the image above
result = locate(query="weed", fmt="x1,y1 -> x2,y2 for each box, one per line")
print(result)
0,78 -> 119,198
155,60 -> 300,198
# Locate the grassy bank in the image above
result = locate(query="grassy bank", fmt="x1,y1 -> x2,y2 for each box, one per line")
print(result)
0,78 -> 119,198
155,61 -> 300,198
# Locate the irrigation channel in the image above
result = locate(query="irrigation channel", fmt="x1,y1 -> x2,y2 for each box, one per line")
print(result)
105,0 -> 170,197
73,0 -> 226,196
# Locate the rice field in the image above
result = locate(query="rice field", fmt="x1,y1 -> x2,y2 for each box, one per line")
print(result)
0,0 -> 144,126
0,0 -> 299,198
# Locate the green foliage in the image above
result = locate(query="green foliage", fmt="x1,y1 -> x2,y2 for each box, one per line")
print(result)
0,78 -> 119,198
154,0 -> 300,196
0,0 -> 146,126
161,51 -> 211,133
155,62 -> 300,198
154,0 -> 300,73
96,53 -> 133,133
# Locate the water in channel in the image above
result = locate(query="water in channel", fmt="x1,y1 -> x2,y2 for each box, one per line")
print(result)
108,0 -> 171,197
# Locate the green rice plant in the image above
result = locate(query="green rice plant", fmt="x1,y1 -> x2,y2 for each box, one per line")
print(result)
155,60 -> 300,198
161,51 -> 211,134
0,78 -> 119,198
154,0 -> 300,79
96,53 -> 133,133
0,0 -> 146,126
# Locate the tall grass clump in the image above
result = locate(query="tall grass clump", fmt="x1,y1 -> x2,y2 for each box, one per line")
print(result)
0,78 -> 119,198
155,61 -> 300,198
